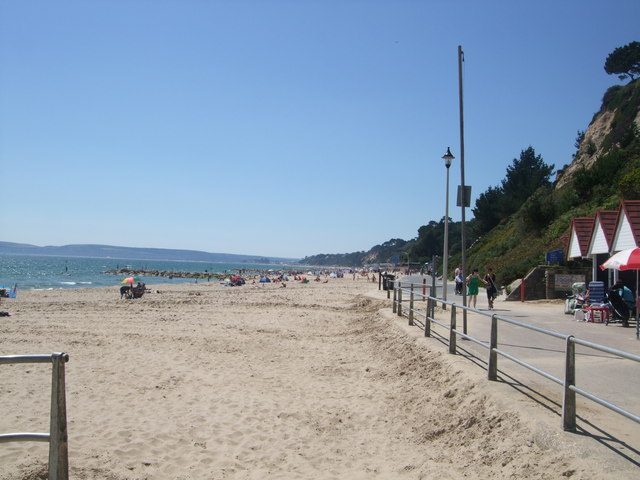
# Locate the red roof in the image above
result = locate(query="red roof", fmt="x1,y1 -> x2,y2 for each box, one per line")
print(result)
594,210 -> 618,251
620,200 -> 640,246
570,217 -> 594,257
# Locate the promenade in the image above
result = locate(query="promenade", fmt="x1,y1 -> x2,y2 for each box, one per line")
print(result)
374,277 -> 640,469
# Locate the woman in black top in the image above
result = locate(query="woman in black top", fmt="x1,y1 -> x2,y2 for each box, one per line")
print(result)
483,268 -> 498,310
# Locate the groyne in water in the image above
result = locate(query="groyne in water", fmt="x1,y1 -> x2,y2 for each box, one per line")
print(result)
103,267 -> 310,281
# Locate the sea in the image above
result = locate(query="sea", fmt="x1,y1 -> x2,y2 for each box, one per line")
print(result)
0,254 -> 298,291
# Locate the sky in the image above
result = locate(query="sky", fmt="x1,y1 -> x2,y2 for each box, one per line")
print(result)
0,0 -> 638,259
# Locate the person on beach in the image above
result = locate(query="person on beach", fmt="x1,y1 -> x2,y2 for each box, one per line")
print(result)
466,269 -> 480,308
483,268 -> 498,310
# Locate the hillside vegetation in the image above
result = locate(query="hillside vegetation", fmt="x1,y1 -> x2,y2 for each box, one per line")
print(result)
301,75 -> 640,285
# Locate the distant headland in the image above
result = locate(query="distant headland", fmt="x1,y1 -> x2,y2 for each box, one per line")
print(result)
0,241 -> 299,265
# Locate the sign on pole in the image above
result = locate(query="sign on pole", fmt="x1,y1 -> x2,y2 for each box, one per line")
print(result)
456,185 -> 471,207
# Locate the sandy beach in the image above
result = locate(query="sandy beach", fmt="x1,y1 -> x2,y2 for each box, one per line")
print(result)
0,278 -> 637,479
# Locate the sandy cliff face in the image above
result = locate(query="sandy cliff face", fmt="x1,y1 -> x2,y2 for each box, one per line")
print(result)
556,83 -> 640,189
556,110 -> 614,189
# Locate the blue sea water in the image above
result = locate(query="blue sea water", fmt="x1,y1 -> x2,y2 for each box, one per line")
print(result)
0,254 -> 293,290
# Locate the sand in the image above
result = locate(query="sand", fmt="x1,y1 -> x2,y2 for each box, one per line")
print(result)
0,278 -> 637,479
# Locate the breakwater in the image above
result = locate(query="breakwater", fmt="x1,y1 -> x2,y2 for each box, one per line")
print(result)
103,267 -> 310,281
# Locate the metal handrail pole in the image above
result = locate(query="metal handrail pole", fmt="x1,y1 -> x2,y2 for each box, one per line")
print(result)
493,315 -> 569,340
0,354 -> 54,364
570,385 -> 640,424
449,305 -> 457,354
493,349 -> 563,385
562,336 -> 577,432
571,338 -> 640,362
409,284 -> 414,326
488,314 -> 498,381
455,331 -> 489,348
0,433 -> 50,443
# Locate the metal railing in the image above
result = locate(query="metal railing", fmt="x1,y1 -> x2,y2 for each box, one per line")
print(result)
390,281 -> 640,432
0,353 -> 70,480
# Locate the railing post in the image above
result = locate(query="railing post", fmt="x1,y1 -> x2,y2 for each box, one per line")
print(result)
449,305 -> 457,354
562,336 -> 577,432
431,274 -> 437,307
409,284 -> 414,326
422,278 -> 426,301
488,314 -> 498,381
397,282 -> 403,317
391,281 -> 396,310
49,352 -> 69,480
425,298 -> 431,337
430,292 -> 436,318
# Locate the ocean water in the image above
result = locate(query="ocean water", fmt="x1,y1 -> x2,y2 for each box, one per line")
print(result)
0,254 -> 297,290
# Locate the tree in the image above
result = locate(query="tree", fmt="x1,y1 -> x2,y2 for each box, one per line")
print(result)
472,185 -> 505,234
604,41 -> 640,82
501,146 -> 554,208
471,146 -> 554,236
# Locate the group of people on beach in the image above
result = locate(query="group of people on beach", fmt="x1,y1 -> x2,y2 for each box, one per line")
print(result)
455,266 -> 499,310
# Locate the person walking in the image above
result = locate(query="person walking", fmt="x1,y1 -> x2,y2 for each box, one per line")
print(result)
466,269 -> 480,309
454,265 -> 463,295
483,267 -> 498,310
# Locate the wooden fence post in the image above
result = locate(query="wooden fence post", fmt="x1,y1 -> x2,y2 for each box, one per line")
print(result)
49,352 -> 69,480
425,298 -> 431,337
488,315 -> 498,381
449,305 -> 457,354
409,284 -> 414,326
562,336 -> 577,432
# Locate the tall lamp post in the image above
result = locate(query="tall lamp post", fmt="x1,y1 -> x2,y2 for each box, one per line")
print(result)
441,147 -> 454,309
457,44 -> 468,335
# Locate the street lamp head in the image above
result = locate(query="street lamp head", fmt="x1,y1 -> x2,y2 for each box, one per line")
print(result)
442,147 -> 454,168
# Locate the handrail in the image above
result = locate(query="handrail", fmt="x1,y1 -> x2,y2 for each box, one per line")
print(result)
390,280 -> 640,431
0,353 -> 69,480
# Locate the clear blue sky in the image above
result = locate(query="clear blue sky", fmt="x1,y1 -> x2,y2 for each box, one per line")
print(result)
1,0 -> 638,259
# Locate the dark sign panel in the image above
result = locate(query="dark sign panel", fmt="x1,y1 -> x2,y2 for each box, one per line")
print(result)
546,249 -> 563,264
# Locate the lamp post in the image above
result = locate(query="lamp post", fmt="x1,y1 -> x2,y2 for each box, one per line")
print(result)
442,147 -> 454,309
458,45 -> 468,334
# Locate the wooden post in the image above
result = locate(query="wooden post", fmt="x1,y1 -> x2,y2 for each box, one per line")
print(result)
488,315 -> 498,381
425,298 -> 431,337
392,284 -> 397,312
562,336 -> 577,432
449,305 -> 457,354
409,284 -> 414,326
49,352 -> 69,480
397,283 -> 403,317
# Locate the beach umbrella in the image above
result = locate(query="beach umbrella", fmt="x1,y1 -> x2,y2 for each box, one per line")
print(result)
121,276 -> 141,284
600,247 -> 640,271
600,247 -> 640,339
